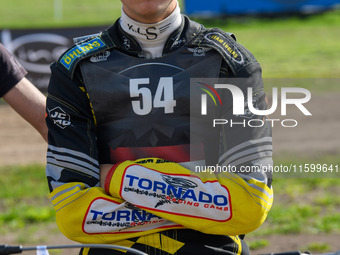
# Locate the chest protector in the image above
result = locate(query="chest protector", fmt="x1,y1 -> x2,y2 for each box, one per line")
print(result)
80,47 -> 222,164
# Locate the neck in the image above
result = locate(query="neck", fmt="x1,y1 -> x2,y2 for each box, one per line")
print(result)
120,3 -> 182,59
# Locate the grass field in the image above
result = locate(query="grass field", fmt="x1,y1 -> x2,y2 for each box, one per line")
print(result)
1,1 -> 340,79
0,1 -> 340,254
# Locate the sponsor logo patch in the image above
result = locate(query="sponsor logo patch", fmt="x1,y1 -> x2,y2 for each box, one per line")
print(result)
48,107 -> 72,129
122,36 -> 131,50
188,47 -> 208,57
121,164 -> 232,222
83,198 -> 178,234
90,51 -> 110,62
204,32 -> 244,64
60,37 -> 106,70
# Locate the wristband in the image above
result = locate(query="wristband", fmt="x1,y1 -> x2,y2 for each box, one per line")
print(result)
104,163 -> 120,194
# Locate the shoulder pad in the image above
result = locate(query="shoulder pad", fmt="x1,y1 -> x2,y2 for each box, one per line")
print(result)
73,32 -> 102,44
56,31 -> 116,79
191,28 -> 256,75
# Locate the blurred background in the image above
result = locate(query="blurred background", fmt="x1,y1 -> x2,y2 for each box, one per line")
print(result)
0,0 -> 340,254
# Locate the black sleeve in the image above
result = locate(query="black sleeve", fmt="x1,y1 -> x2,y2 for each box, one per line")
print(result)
217,61 -> 273,187
0,43 -> 27,97
46,63 -> 99,192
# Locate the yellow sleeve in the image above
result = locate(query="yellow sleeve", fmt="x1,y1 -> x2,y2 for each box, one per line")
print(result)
49,182 -> 184,244
105,158 -> 273,236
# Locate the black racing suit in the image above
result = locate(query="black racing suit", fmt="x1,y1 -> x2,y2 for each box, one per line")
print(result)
46,15 -> 273,255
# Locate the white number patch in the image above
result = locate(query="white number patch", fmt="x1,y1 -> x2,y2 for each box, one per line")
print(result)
129,77 -> 177,115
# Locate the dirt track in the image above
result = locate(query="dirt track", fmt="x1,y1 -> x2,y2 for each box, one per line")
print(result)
1,92 -> 339,254
1,92 -> 339,165
0,104 -> 47,166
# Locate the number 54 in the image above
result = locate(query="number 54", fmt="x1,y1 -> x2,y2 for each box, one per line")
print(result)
130,77 -> 177,115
